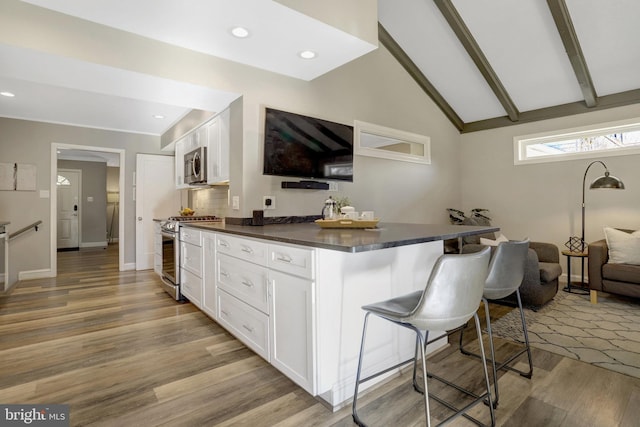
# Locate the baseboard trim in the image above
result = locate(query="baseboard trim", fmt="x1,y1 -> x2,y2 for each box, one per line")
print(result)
19,268 -> 54,280
123,263 -> 136,271
80,241 -> 108,248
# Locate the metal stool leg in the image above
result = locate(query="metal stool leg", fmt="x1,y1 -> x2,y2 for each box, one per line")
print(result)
460,293 -> 534,381
352,312 -> 371,426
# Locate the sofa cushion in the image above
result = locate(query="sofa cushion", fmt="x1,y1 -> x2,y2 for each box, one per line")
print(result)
603,227 -> 640,265
602,263 -> 640,285
539,262 -> 562,283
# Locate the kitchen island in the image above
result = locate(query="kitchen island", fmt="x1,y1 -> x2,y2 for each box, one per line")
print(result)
180,221 -> 498,409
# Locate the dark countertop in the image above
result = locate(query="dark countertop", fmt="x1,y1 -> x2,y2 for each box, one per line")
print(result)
183,221 -> 499,253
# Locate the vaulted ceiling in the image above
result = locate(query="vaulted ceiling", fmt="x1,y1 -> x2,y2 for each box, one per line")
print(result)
1,0 -> 639,135
379,0 -> 640,133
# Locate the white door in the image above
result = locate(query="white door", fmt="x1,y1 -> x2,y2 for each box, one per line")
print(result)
136,154 -> 180,270
57,169 -> 81,249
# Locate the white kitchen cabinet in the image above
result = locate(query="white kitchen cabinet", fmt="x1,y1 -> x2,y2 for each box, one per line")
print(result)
206,108 -> 230,184
217,252 -> 269,314
180,228 -> 203,308
213,231 -> 315,392
218,288 -> 270,360
269,269 -> 315,393
173,108 -> 230,188
202,231 -> 217,320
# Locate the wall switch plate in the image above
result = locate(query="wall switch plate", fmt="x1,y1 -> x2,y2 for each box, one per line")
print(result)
263,196 -> 275,210
232,196 -> 240,210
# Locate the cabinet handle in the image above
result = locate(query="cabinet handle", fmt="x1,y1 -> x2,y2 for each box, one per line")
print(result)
241,245 -> 254,254
219,240 -> 230,247
221,309 -> 229,317
241,279 -> 254,288
242,324 -> 254,333
276,254 -> 292,263
220,270 -> 230,278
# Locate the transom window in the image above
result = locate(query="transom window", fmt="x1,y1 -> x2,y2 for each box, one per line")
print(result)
514,119 -> 640,165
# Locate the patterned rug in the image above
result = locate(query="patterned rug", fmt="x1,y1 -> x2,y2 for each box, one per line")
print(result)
489,290 -> 640,379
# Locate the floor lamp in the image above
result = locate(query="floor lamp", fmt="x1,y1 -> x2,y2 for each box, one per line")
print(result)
566,160 -> 624,291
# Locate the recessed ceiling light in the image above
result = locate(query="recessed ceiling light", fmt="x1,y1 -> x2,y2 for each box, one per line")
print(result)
298,50 -> 317,60
0,91 -> 15,97
230,26 -> 250,38
153,114 -> 165,119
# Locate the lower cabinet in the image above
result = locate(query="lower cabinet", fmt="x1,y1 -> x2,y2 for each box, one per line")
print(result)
181,227 -> 315,395
217,289 -> 270,360
269,269 -> 314,393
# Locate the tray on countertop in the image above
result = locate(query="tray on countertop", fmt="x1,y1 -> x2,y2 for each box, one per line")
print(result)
314,218 -> 380,229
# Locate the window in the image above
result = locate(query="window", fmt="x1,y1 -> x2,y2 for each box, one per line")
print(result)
514,118 -> 640,165
355,121 -> 430,164
57,175 -> 71,186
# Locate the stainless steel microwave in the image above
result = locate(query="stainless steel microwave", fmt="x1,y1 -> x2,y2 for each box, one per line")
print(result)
184,146 -> 207,185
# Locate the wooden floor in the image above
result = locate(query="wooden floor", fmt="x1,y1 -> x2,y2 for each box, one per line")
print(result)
1,245 -> 639,426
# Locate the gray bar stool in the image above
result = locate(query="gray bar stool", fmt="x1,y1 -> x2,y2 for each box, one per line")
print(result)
459,239 -> 533,407
352,247 -> 494,427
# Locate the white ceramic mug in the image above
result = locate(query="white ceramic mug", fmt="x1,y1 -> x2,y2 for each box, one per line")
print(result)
344,211 -> 359,220
360,211 -> 374,220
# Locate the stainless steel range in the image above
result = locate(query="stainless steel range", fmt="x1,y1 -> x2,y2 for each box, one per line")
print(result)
159,215 -> 221,300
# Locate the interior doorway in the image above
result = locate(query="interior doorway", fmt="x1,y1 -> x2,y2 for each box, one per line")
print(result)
50,144 -> 126,275
56,168 -> 82,250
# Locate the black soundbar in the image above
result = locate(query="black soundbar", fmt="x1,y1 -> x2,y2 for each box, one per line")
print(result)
281,181 -> 330,190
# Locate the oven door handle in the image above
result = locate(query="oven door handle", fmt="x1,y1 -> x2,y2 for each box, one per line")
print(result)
161,231 -> 177,239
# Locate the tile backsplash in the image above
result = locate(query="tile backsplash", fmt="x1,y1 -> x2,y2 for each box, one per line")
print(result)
189,187 -> 229,218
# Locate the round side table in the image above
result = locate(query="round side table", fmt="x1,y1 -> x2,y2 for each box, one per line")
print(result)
561,250 -> 590,294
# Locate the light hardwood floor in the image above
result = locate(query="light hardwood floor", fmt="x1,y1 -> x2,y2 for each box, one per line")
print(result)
1,245 -> 639,426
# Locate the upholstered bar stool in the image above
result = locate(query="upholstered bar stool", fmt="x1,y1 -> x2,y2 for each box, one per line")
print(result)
352,247 -> 494,427
459,239 -> 533,407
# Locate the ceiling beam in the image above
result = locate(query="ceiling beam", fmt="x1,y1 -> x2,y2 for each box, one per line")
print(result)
546,0 -> 598,108
463,88 -> 640,133
378,22 -> 464,131
434,0 -> 520,122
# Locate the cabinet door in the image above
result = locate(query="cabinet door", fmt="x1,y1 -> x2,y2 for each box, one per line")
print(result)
269,270 -> 315,393
202,232 -> 217,319
181,268 -> 202,308
180,241 -> 202,277
206,109 -> 230,184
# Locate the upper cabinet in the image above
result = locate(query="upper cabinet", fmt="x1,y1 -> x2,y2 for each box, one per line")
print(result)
205,108 -> 230,184
175,108 -> 231,189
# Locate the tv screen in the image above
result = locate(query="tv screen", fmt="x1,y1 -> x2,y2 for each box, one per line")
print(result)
263,108 -> 353,182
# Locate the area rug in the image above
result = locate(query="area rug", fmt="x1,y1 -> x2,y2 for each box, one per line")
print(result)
489,290 -> 640,379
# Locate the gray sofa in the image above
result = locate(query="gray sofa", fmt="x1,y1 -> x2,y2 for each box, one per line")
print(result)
588,229 -> 640,303
464,241 -> 562,309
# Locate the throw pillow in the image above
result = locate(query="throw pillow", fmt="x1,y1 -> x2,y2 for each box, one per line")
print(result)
603,227 -> 640,265
480,233 -> 509,246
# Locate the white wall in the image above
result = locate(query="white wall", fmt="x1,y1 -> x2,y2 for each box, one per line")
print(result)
460,104 -> 640,278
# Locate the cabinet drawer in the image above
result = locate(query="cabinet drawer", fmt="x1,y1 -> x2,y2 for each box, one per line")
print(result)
181,241 -> 202,276
216,234 -> 268,266
217,253 -> 269,314
218,290 -> 269,360
181,268 -> 202,308
180,227 -> 202,246
269,243 -> 314,279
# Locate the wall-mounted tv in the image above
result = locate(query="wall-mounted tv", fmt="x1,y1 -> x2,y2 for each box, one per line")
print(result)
263,107 -> 353,182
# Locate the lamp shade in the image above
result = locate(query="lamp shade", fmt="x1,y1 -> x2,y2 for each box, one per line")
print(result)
590,171 -> 625,190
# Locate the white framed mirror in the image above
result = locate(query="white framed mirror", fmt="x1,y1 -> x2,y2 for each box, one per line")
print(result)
354,121 -> 431,164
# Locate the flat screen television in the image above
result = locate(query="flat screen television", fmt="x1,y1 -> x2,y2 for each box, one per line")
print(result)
263,107 -> 353,182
